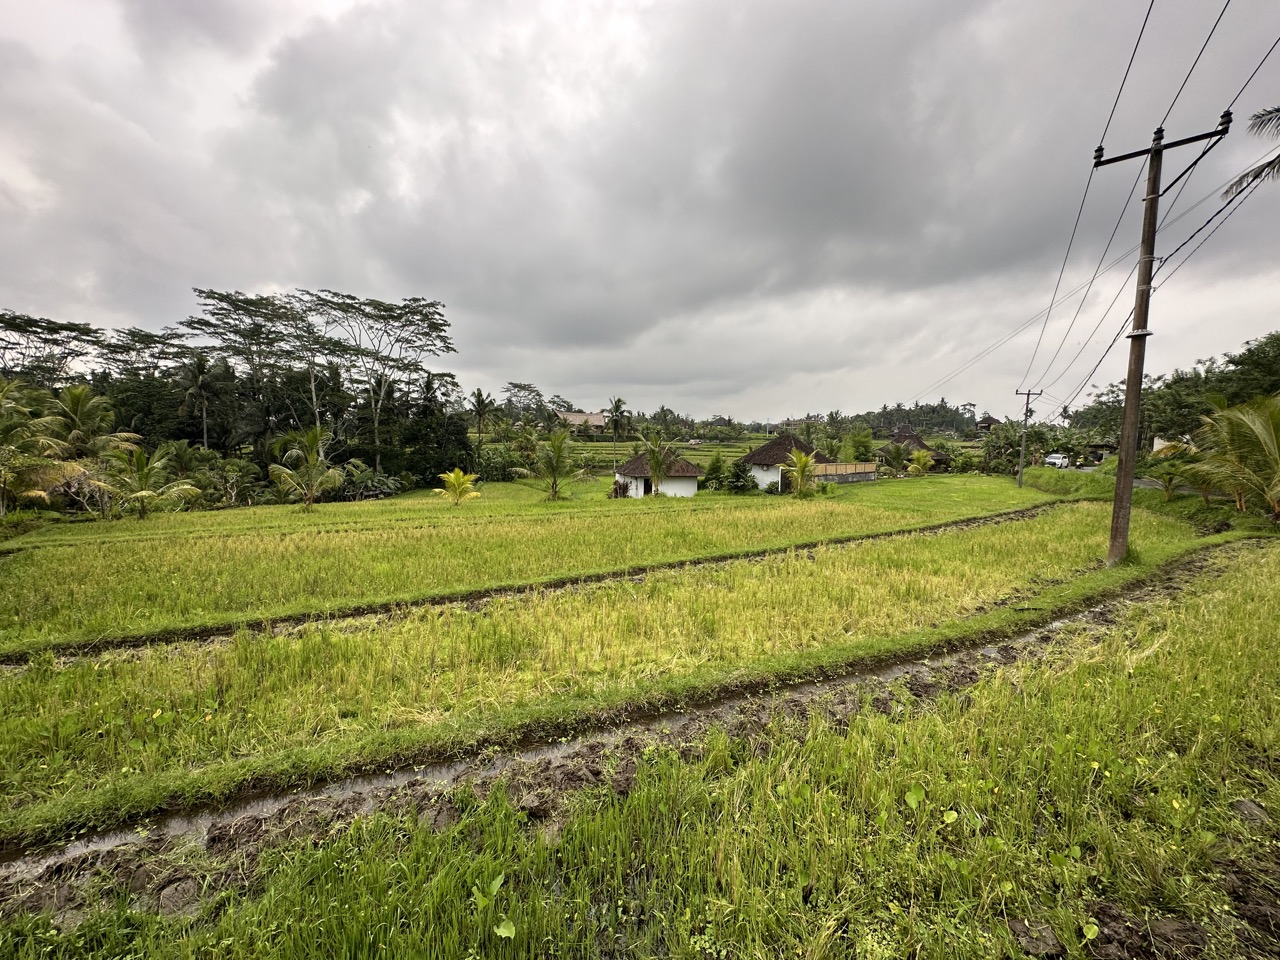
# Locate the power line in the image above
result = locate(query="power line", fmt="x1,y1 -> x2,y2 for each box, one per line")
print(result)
909,157 -> 1259,404
1030,165 -> 1143,389
1161,0 -> 1231,125
1228,34 -> 1280,110
911,142 -> 1279,407
1155,173 -> 1266,286
1054,170 -> 1267,418
1153,169 -> 1263,275
1016,0 -> 1157,389
1040,260 -> 1139,393
1057,312 -> 1133,415
1101,0 -> 1157,143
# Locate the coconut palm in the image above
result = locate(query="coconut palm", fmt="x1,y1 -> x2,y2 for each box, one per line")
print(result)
1224,106 -> 1280,198
47,384 -> 139,459
177,352 -> 231,449
513,429 -> 591,500
434,468 -> 481,506
641,431 -> 678,496
605,397 -> 631,470
268,426 -> 346,512
1,378 -> 82,515
1181,394 -> 1280,519
907,449 -> 935,477
469,388 -> 498,462
881,442 -> 909,473
105,447 -> 200,520
781,448 -> 818,497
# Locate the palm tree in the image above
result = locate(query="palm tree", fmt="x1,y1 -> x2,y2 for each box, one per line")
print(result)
641,431 -> 678,496
177,352 -> 229,449
47,384 -> 140,459
0,378 -> 66,516
269,426 -> 346,512
605,397 -> 631,471
907,449 -> 935,477
781,448 -> 818,497
105,447 -> 200,520
1225,106 -> 1280,198
434,468 -> 481,506
881,442 -> 909,473
469,389 -> 498,464
513,429 -> 591,500
1182,394 -> 1280,520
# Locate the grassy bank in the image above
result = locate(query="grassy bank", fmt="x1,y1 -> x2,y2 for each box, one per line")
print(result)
0,503 -> 1215,846
4,538 -> 1278,956
0,477 -> 1056,655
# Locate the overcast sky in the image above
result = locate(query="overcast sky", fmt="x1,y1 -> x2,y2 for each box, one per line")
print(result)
2,0 -> 1277,421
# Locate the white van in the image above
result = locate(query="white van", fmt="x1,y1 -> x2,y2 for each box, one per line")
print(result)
1044,453 -> 1071,469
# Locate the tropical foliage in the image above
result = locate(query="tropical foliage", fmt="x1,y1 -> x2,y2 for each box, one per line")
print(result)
1180,394 -> 1280,520
781,448 -> 818,497
513,429 -> 592,500
434,468 -> 481,507
268,427 -> 347,512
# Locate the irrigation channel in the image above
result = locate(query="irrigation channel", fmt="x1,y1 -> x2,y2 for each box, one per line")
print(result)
0,502 -> 1063,665
0,539 -> 1255,920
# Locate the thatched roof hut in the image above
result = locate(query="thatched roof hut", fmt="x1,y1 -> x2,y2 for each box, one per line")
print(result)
740,434 -> 833,466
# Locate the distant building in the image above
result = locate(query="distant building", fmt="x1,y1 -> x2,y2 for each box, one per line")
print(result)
558,410 -> 607,431
738,434 -> 832,489
876,425 -> 951,469
614,454 -> 704,498
976,415 -> 1002,434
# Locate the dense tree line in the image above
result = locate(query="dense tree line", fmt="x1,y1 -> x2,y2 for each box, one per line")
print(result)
1,290 -> 474,515
1,290 -> 472,474
1067,332 -> 1280,445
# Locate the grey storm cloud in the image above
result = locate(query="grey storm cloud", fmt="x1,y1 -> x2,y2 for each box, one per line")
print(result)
1,0 -> 1277,419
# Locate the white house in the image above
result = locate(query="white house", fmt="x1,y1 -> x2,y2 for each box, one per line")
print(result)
739,434 -> 832,489
614,453 -> 704,498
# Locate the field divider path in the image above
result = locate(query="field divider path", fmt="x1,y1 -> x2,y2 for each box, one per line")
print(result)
0,535 -> 1264,873
2,501 -> 1065,665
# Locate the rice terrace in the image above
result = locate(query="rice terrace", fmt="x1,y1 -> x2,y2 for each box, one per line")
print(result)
5,3 -> 1280,959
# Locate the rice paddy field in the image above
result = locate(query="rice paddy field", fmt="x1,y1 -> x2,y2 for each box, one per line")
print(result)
0,476 -> 1054,655
2,474 -> 1278,957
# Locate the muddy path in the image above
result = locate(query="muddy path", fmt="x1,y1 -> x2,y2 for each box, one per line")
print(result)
1,501 -> 1066,666
1,539 -> 1265,924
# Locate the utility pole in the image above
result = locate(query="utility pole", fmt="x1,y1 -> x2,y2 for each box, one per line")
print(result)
1015,389 -> 1042,488
1094,111 -> 1231,566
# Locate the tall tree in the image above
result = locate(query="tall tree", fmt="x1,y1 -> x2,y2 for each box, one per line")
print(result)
0,310 -> 102,386
176,351 -> 233,449
184,290 -> 293,463
605,397 -> 630,471
305,290 -> 453,472
469,388 -> 498,462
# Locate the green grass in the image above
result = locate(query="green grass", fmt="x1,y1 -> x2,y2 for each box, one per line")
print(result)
5,535 -> 1278,957
0,502 -> 1216,846
0,476 -> 1057,654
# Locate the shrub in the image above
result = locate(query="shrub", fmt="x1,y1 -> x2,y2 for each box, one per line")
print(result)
608,479 -> 632,499
726,460 -> 757,494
